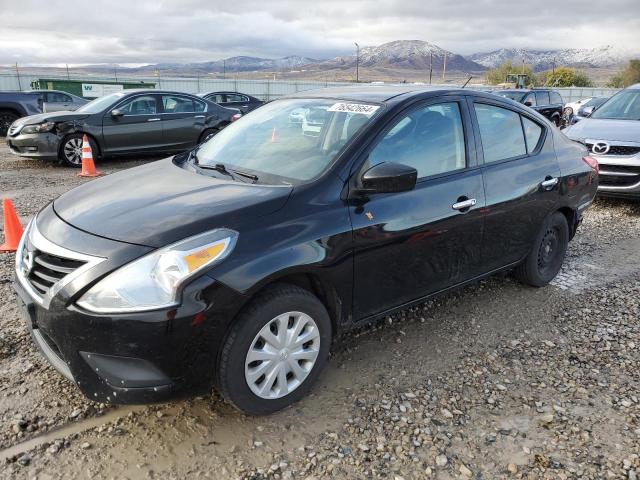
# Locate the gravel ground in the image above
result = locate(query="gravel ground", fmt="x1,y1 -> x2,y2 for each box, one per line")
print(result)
1,143 -> 639,479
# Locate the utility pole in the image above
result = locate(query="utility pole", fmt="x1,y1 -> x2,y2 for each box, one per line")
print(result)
354,42 -> 360,83
429,52 -> 433,84
223,59 -> 226,79
66,63 -> 70,80
114,65 -> 118,82
442,52 -> 447,82
552,56 -> 556,75
14,63 -> 21,90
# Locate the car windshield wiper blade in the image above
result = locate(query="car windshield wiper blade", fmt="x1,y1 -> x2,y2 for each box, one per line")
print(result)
231,168 -> 259,182
197,162 -> 235,178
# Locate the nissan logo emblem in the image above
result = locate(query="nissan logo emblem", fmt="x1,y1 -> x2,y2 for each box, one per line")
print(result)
592,141 -> 610,155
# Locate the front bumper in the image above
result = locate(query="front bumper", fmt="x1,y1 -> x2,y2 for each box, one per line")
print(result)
13,206 -> 248,404
592,154 -> 640,198
6,132 -> 60,159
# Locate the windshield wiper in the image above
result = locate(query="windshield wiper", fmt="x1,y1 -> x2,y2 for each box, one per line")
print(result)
196,162 -> 259,183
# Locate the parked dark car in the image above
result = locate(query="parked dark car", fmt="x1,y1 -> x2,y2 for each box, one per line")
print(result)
569,96 -> 609,124
6,89 -> 239,166
0,90 -> 88,136
13,86 -> 597,414
198,91 -> 263,113
495,89 -> 564,126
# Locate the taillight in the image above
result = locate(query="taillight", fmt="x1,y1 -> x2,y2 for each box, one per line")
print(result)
582,155 -> 599,173
231,113 -> 242,122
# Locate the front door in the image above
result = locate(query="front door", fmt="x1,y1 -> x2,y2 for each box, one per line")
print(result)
350,98 -> 485,320
470,99 -> 561,271
102,94 -> 163,154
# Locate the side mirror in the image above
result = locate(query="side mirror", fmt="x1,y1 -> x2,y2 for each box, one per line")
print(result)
524,100 -> 533,107
111,108 -> 123,117
582,106 -> 595,117
357,162 -> 417,195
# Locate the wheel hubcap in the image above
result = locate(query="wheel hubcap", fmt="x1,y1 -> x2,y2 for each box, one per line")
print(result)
537,228 -> 559,274
245,311 -> 320,400
63,138 -> 83,164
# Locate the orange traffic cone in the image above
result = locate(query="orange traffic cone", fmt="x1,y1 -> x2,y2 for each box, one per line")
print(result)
0,199 -> 24,253
271,127 -> 278,143
77,134 -> 102,177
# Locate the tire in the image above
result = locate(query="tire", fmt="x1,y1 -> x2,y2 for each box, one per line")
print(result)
551,115 -> 561,127
217,284 -> 332,415
58,133 -> 97,168
199,128 -> 218,144
0,111 -> 19,137
514,211 -> 569,287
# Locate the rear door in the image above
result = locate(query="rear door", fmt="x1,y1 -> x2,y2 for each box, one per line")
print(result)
160,94 -> 208,149
350,96 -> 486,319
102,94 -> 164,154
469,98 -> 561,271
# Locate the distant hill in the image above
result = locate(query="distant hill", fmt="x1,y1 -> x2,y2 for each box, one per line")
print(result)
318,40 -> 485,72
468,46 -> 639,72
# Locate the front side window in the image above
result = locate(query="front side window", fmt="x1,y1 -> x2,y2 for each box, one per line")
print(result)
475,104 -> 527,163
163,95 -> 194,113
196,98 -> 381,183
591,90 -> 640,120
535,91 -> 550,106
368,102 -> 466,178
118,95 -> 157,115
523,93 -> 536,106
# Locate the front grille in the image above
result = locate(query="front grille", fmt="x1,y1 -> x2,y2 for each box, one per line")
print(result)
587,143 -> 640,156
23,248 -> 86,297
599,164 -> 640,188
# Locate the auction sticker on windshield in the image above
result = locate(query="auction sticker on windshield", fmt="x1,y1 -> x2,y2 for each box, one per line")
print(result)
327,103 -> 380,115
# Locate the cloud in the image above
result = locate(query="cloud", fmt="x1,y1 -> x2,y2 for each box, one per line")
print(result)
0,0 -> 638,64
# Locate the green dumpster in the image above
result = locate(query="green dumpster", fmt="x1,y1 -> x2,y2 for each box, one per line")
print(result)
30,79 -> 156,98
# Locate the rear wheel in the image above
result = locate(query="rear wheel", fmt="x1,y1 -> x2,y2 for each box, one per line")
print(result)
199,128 -> 218,144
0,111 -> 19,137
217,284 -> 332,415
514,212 -> 569,287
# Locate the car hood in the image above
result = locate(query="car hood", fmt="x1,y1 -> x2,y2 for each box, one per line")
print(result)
564,118 -> 640,143
53,158 -> 293,247
14,111 -> 90,126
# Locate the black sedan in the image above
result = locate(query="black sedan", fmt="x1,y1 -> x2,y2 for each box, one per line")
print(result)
13,86 -> 597,415
6,89 -> 240,166
198,91 -> 263,113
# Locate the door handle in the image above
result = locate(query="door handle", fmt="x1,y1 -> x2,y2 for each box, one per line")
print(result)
194,115 -> 205,118
147,118 -> 161,122
541,176 -> 559,190
452,198 -> 477,211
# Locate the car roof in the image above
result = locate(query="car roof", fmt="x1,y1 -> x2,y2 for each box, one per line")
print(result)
627,83 -> 640,90
284,85 -> 474,104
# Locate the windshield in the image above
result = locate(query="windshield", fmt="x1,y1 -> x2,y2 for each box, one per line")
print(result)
196,98 -> 381,183
591,90 -> 640,120
496,91 -> 526,102
76,92 -> 127,114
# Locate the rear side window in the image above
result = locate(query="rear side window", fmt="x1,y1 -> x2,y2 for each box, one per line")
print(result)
369,102 -> 466,179
163,95 -> 195,113
194,99 -> 206,112
47,92 -> 71,103
522,117 -> 543,152
535,91 -> 550,106
474,104 -> 526,162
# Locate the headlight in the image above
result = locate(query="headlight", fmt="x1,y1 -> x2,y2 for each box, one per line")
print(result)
77,229 -> 238,313
21,122 -> 56,134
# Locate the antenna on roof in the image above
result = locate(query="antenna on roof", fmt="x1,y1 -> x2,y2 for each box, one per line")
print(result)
461,75 -> 473,88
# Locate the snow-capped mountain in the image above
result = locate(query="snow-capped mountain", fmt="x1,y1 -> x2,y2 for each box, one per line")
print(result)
127,55 -> 317,74
468,46 -> 638,71
321,40 -> 484,72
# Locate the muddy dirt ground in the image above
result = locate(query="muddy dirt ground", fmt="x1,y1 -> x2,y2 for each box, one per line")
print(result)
0,143 -> 639,479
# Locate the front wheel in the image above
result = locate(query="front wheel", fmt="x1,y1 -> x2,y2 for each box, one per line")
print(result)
0,111 -> 19,137
514,211 -> 569,287
217,284 -> 332,415
58,134 -> 97,168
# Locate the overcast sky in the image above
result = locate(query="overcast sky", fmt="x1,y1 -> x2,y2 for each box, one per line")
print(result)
1,0 -> 639,65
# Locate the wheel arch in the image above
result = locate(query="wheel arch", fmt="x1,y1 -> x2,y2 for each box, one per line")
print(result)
556,205 -> 578,240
